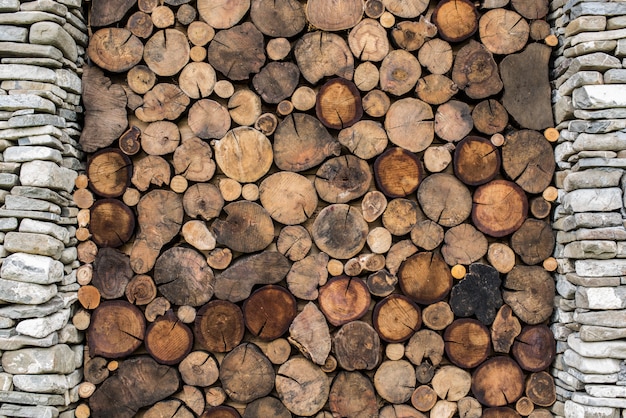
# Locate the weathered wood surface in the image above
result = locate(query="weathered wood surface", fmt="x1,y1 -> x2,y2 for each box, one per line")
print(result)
81,0 -> 557,414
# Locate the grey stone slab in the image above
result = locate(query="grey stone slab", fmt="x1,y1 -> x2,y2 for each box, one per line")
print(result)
0,57 -> 62,69
571,27 -> 626,46
617,39 -> 626,58
563,241 -> 617,259
564,40 -> 617,58
555,53 -> 622,87
564,347 -> 622,374
0,391 -> 64,406
0,0 -> 18,12
565,15 -> 606,37
0,331 -> 57,350
555,94 -> 575,124
0,41 -> 64,62
7,89 -> 64,107
564,400 -> 620,417
576,259 -> 626,277
15,308 -> 70,339
3,231 -> 64,259
575,158 -> 626,169
62,22 -> 87,47
12,373 -> 70,395
0,316 -> 15,328
0,278 -> 57,305
567,273 -> 621,287
8,113 -> 66,128
0,11 -> 65,26
58,247 -> 76,265
20,160 -> 77,193
568,119 -> 626,133
0,218 -> 17,233
2,344 -> 76,374
557,71 -> 603,97
20,0 -> 68,17
1,252 -> 63,284
571,392 -> 626,409
574,85 -> 626,110
0,404 -> 58,418
568,366 -> 619,384
605,69 -> 626,84
581,325 -> 626,342
608,15 -> 626,30
575,309 -> 626,328
0,209 -> 60,223
60,156 -> 83,171
562,188 -> 622,212
0,80 -> 66,99
17,134 -> 64,150
0,93 -> 55,113
570,2 -> 626,20
19,219 -> 70,245
0,25 -> 27,43
0,173 -> 19,189
569,333 -> 626,359
4,146 -> 62,164
0,294 -> 70,319
54,69 -> 80,94
573,150 -> 618,160
575,108 -> 626,120
11,186 -> 69,206
30,21 -> 77,62
576,287 -> 626,310
563,168 -> 623,191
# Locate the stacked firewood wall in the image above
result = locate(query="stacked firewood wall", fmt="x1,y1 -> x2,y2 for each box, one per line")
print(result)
75,0 -> 559,416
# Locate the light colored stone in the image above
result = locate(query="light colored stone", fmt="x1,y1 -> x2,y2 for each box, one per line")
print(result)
9,113 -> 66,128
0,278 -> 56,305
0,404 -> 58,418
573,85 -> 626,110
54,69 -> 80,94
0,390 -> 64,406
0,0 -> 19,12
564,400 -> 619,418
604,69 -> 626,84
567,273 -> 620,287
0,209 -> 60,223
617,39 -> 626,58
568,333 -> 626,360
12,373 -> 71,394
5,195 -> 62,214
4,232 -> 64,259
575,259 -> 626,277
3,146 -> 63,165
569,119 -> 626,134
0,294 -> 73,319
563,348 -> 622,374
0,217 -> 18,232
0,331 -> 57,350
1,253 -> 63,285
563,241 -> 617,259
57,324 -> 81,344
0,173 -> 18,189
582,325 -> 626,342
0,64 -> 56,83
562,188 -> 622,213
558,71 -> 604,97
608,15 -> 626,30
570,2 -> 626,20
20,160 -> 77,193
0,93 -> 55,114
565,15 -> 607,37
568,366 -> 619,384
556,274 -> 577,298
571,28 -> 626,46
15,309 -> 70,339
571,392 -> 626,409
0,25 -> 27,42
18,134 -> 64,150
0,41 -> 64,62
0,316 -> 15,328
575,108 -> 626,120
0,11 -> 65,26
565,40 -> 618,59
556,53 -> 622,87
564,169 -> 623,191
1,344 -> 76,374
575,310 -> 626,328
576,287 -> 626,309
555,94 -> 574,124
20,0 -> 68,17
11,186 -> 69,206
0,372 -> 12,390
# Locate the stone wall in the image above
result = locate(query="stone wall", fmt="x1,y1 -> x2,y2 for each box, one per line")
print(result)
550,0 -> 626,417
0,0 -> 86,417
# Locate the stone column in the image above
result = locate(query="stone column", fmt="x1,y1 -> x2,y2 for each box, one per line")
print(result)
0,0 -> 86,417
550,0 -> 626,417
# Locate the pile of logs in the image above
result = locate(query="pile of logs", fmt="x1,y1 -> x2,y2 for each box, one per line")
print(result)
74,0 -> 559,416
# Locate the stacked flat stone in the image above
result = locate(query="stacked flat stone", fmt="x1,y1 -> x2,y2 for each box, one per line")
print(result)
0,0 -> 85,417
550,0 -> 626,417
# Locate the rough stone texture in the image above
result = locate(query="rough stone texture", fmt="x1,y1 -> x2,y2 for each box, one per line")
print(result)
19,160 -> 77,193
1,344 -> 75,374
0,252 -> 63,284
14,308 -> 70,338
3,232 -> 64,259
561,188 -> 623,212
573,85 -> 626,110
